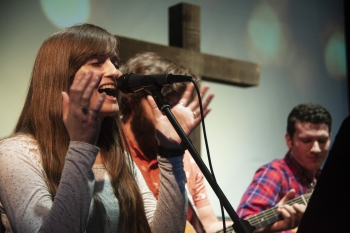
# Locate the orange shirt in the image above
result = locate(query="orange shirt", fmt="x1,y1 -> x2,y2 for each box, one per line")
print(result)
128,139 -> 210,222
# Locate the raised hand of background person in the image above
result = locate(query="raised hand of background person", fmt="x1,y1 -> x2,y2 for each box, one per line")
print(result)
61,68 -> 105,145
146,94 -> 191,149
177,83 -> 214,135
146,83 -> 214,149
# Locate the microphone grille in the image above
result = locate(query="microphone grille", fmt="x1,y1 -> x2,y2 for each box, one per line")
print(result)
116,73 -> 132,93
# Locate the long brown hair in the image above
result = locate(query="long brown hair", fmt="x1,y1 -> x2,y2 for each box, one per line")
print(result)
14,24 -> 150,233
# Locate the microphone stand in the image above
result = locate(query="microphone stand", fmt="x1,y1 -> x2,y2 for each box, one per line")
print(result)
151,89 -> 255,233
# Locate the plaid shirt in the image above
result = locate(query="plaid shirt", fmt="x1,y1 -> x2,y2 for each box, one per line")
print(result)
237,153 -> 319,233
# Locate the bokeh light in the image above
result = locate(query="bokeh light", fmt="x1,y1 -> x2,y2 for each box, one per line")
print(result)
247,3 -> 282,63
40,0 -> 90,28
324,32 -> 346,80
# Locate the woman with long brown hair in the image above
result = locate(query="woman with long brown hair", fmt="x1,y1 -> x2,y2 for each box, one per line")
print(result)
0,24 -> 198,232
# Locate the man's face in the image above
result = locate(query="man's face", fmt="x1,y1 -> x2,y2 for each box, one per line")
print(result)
285,121 -> 331,173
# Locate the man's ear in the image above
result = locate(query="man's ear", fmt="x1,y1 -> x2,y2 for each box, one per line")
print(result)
285,133 -> 292,149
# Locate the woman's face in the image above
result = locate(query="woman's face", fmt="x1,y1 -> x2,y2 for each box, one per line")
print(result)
77,54 -> 122,119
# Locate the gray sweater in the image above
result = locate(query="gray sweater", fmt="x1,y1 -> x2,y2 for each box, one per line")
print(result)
0,135 -> 187,232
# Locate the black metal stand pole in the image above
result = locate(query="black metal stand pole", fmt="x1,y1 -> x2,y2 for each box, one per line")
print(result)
151,89 -> 255,233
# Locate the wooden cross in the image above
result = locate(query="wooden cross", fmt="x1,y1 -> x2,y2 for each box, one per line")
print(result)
116,2 -> 260,154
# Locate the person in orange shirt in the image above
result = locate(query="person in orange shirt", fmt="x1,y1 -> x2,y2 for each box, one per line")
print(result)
119,52 -> 304,233
120,52 -> 222,233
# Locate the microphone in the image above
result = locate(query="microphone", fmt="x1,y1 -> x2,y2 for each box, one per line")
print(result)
116,73 -> 192,93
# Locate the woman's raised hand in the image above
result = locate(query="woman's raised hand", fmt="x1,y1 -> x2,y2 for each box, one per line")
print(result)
61,69 -> 105,145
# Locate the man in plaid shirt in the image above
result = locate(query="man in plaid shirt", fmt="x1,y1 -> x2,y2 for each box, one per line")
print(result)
237,103 -> 332,233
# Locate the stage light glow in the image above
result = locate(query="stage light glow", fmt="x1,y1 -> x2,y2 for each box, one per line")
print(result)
247,4 -> 282,62
324,32 -> 346,80
40,0 -> 90,28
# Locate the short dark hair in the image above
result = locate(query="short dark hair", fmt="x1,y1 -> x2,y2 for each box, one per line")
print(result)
287,103 -> 332,137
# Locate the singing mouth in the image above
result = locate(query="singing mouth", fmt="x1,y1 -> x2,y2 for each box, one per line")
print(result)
98,83 -> 117,97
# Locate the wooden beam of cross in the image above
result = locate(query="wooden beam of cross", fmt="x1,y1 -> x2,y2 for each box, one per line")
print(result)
116,2 -> 260,154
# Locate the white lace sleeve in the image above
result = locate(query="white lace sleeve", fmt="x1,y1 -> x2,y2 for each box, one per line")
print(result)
0,135 -> 99,233
133,161 -> 157,224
